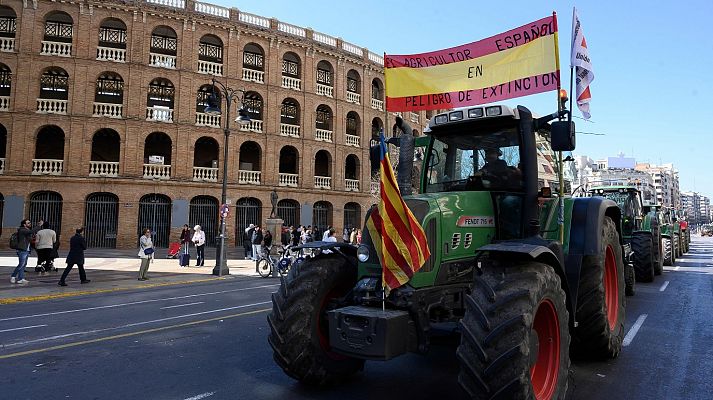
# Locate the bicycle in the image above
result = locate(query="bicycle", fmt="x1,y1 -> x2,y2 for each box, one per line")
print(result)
257,246 -> 294,278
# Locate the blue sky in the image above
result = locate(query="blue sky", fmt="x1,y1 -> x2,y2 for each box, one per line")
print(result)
213,0 -> 713,198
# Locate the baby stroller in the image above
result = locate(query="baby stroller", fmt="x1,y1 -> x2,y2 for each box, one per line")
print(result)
35,244 -> 59,273
166,242 -> 181,259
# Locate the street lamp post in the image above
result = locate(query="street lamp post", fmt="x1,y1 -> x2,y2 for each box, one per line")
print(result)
204,77 -> 251,276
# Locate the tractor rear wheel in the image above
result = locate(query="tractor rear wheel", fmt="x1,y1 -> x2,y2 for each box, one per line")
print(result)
663,237 -> 675,266
267,254 -> 363,385
632,233 -> 654,283
572,216 -> 626,360
457,260 -> 570,400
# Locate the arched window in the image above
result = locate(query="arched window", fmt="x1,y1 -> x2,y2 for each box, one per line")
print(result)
372,78 -> 383,100
312,201 -> 332,233
29,191 -> 63,236
243,91 -> 263,121
39,67 -> 69,100
315,105 -> 332,131
143,132 -> 172,165
91,129 -> 120,162
343,202 -> 361,231
0,63 -> 10,104
147,78 -> 174,122
345,154 -> 359,181
316,60 -> 333,86
277,199 -> 300,228
0,123 -> 7,163
35,125 -> 65,161
95,72 -> 124,104
235,197 -> 262,246
315,150 -> 331,177
279,146 -> 299,187
193,136 -> 219,172
0,6 -> 17,43
196,84 -> 220,112
371,117 -> 384,139
346,70 -> 361,104
44,11 -> 73,43
282,52 -> 301,90
98,18 -> 127,49
346,111 -> 360,137
137,194 -> 172,247
85,193 -> 119,248
243,43 -> 264,71
280,98 -> 300,128
199,34 -> 223,63
238,141 -> 261,184
150,25 -> 177,55
189,196 -> 219,247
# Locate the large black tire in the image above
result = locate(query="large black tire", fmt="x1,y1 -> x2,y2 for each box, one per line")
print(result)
572,216 -> 626,360
674,233 -> 681,258
653,233 -> 664,275
267,254 -> 364,385
632,233 -> 654,283
457,260 -> 570,400
663,237 -> 675,266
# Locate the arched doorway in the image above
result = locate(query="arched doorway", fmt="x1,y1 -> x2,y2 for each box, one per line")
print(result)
344,202 -> 361,232
234,197 -> 261,246
85,193 -> 119,248
313,201 -> 332,235
29,191 -> 63,235
277,199 -> 300,228
137,194 -> 171,247
189,196 -> 218,247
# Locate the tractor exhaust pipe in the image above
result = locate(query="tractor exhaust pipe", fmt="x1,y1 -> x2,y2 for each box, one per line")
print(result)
393,116 -> 415,196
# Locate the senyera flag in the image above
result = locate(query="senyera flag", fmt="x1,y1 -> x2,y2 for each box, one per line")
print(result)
365,132 -> 431,291
571,7 -> 594,119
384,15 -> 560,112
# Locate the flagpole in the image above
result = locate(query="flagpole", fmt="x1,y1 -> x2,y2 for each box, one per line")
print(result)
552,11 -> 565,243
568,7 -> 575,115
381,52 -> 389,312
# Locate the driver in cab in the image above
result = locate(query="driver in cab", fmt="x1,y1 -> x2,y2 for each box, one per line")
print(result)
472,147 -> 521,189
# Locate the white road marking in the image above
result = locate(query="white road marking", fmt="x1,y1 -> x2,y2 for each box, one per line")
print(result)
659,281 -> 670,292
0,324 -> 47,334
2,301 -> 271,348
184,392 -> 215,400
160,302 -> 205,310
623,314 -> 648,347
0,284 -> 278,322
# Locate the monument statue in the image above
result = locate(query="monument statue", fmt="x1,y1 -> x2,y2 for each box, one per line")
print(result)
270,190 -> 278,218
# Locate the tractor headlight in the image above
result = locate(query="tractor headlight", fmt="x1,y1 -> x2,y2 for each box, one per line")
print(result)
357,245 -> 370,262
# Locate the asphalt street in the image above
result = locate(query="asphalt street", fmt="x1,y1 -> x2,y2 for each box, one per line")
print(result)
1,237 -> 712,400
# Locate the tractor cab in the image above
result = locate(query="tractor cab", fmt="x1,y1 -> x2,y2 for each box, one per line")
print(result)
587,186 -> 644,237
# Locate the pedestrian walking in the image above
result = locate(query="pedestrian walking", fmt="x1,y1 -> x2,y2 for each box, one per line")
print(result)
35,221 -> 57,272
251,226 -> 263,261
138,228 -> 154,281
192,225 -> 206,266
343,228 -> 349,242
291,225 -> 300,246
10,219 -> 43,284
349,228 -> 357,245
322,226 -> 332,241
356,228 -> 362,244
58,228 -> 90,286
243,224 -> 255,260
180,224 -> 191,254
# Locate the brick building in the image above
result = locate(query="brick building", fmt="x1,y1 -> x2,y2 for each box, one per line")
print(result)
0,0 -> 428,248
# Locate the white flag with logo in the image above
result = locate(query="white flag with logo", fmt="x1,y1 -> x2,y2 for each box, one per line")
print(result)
571,8 -> 593,119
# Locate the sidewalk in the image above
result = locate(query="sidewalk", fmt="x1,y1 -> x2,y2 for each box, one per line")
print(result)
0,250 -> 267,305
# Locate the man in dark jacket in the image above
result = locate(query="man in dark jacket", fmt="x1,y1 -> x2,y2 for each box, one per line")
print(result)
58,228 -> 90,286
10,218 -> 43,284
251,226 -> 264,261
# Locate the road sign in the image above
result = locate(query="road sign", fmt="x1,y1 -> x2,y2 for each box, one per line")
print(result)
220,203 -> 230,219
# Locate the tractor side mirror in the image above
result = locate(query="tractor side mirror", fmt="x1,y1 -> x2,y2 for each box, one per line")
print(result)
551,121 -> 576,151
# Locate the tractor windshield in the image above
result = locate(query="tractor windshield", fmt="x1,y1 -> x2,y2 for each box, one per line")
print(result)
424,125 -> 522,193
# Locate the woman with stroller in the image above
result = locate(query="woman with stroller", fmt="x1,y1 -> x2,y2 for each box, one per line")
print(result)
35,221 -> 57,272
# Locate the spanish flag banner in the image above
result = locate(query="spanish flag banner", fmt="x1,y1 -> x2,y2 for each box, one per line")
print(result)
365,132 -> 431,291
385,15 -> 560,112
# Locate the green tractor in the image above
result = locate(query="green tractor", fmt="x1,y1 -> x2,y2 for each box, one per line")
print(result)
675,210 -> 690,254
587,186 -> 662,288
268,104 -> 627,399
659,207 -> 679,266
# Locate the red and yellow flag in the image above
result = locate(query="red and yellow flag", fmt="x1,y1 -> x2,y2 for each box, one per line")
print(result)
365,133 -> 431,290
385,15 -> 560,112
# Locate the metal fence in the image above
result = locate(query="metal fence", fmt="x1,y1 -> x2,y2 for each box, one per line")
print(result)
277,199 -> 299,228
28,191 -> 63,235
343,203 -> 361,231
313,201 -> 332,234
0,193 -> 4,238
137,194 -> 171,247
84,193 -> 119,248
234,197 -> 261,246
189,196 -> 218,247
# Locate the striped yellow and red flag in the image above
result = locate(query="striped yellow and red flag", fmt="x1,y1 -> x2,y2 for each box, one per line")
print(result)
385,15 -> 560,112
365,132 -> 431,290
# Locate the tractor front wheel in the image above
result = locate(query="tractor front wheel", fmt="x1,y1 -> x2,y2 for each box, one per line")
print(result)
267,254 -> 363,385
632,233 -> 655,283
457,260 -> 570,400
663,237 -> 675,266
573,216 -> 626,360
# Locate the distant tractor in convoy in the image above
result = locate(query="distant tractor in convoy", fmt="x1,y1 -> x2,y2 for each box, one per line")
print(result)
659,207 -> 678,266
587,186 -> 662,288
268,102 -> 628,399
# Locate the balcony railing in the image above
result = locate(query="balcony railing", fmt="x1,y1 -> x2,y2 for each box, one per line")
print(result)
93,102 -> 123,118
0,158 -> 5,174
242,68 -> 264,83
146,106 -> 173,122
238,170 -> 261,185
0,37 -> 14,52
96,46 -> 126,63
149,53 -> 176,69
281,76 -> 301,91
315,176 -> 332,189
315,129 -> 333,142
41,41 -> 72,57
195,112 -> 221,128
345,134 -> 360,147
147,0 -> 185,9
345,179 -> 360,192
143,164 -> 171,180
371,98 -> 384,111
410,112 -> 419,123
89,161 -> 119,177
36,99 -> 67,114
0,96 -> 8,111
279,173 -> 299,187
370,181 -> 380,195
198,60 -> 223,76
316,83 -> 333,98
194,1 -> 230,18
239,119 -> 263,133
280,123 -> 300,138
346,91 -> 361,104
193,166 -> 218,182
32,159 -> 63,175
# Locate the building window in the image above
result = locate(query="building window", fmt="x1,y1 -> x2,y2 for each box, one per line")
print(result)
99,18 -> 127,48
147,78 -> 174,108
316,106 -> 332,130
0,7 -> 17,38
199,35 -> 223,62
280,99 -> 299,125
44,12 -> 73,43
243,43 -> 264,70
0,64 -> 10,96
40,68 -> 69,99
243,92 -> 263,121
95,72 -> 124,104
150,26 -> 177,55
317,68 -> 332,85
282,56 -> 299,77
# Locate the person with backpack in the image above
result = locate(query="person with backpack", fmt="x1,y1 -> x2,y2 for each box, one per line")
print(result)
10,219 -> 43,284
